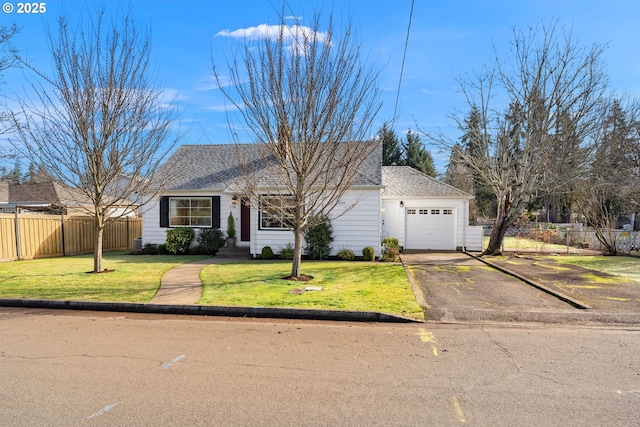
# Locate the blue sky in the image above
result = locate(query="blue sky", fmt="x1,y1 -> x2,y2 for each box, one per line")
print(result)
2,0 -> 640,173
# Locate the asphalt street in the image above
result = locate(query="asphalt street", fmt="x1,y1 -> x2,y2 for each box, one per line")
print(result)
1,308 -> 639,426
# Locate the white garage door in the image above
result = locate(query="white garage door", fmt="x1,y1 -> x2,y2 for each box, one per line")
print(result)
405,208 -> 455,250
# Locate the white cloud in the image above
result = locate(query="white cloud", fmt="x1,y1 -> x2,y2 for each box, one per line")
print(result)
215,23 -> 329,51
203,102 -> 244,113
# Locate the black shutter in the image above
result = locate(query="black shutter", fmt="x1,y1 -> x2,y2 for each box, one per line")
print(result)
212,196 -> 220,228
159,196 -> 169,227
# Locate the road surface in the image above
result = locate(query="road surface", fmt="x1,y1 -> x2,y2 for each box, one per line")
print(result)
1,308 -> 638,426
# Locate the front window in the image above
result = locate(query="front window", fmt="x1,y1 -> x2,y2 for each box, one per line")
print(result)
169,197 -> 212,227
260,195 -> 295,229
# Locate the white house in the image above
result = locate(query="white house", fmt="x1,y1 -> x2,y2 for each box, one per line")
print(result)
141,143 -> 483,256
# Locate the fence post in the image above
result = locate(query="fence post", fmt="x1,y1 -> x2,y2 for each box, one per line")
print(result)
61,215 -> 66,257
126,217 -> 130,249
14,210 -> 21,261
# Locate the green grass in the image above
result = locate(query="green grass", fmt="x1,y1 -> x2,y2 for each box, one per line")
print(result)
553,256 -> 640,283
199,260 -> 424,319
0,251 -> 208,302
483,236 -> 571,252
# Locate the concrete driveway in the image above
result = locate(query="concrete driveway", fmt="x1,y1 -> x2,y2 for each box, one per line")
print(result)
402,251 -> 594,323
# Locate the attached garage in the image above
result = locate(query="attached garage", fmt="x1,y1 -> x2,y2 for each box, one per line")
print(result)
382,166 -> 481,251
405,207 -> 456,250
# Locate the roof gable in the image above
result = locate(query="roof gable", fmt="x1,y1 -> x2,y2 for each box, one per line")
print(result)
160,142 -> 382,191
382,166 -> 472,198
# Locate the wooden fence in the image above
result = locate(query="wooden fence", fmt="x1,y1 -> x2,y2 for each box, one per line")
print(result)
0,214 -> 142,262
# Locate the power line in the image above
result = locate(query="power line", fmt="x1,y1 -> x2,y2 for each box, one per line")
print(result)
393,0 -> 415,127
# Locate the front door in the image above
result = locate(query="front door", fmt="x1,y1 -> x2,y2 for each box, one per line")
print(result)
241,198 -> 250,242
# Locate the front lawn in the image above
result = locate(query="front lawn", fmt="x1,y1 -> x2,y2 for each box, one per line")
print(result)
554,255 -> 640,283
199,261 -> 424,319
0,251 -> 209,302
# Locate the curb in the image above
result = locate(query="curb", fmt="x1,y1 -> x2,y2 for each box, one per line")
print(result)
422,307 -> 640,326
0,298 -> 421,323
464,251 -> 591,310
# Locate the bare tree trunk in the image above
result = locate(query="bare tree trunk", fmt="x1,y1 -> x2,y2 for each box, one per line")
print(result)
486,219 -> 510,255
94,225 -> 104,272
291,224 -> 303,278
290,191 -> 305,278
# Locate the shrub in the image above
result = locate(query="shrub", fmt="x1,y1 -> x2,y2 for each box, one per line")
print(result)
156,243 -> 168,255
336,247 -> 356,261
227,212 -> 236,238
382,237 -> 399,248
381,247 -> 400,262
304,218 -> 334,260
165,227 -> 195,254
141,243 -> 158,255
362,246 -> 375,261
280,242 -> 294,260
261,246 -> 274,260
197,228 -> 225,255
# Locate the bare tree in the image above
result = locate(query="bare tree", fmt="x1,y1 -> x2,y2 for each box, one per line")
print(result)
0,23 -> 19,158
214,8 -> 381,278
11,11 -> 179,272
576,98 -> 640,253
428,23 -> 608,254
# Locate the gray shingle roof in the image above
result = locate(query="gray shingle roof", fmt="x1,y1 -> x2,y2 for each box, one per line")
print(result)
160,142 -> 382,191
382,166 -> 472,198
3,180 -> 90,205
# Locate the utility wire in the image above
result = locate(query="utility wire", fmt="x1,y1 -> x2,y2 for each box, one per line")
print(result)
393,0 -> 415,126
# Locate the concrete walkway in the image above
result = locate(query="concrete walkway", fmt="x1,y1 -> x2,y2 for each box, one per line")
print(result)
150,257 -> 221,305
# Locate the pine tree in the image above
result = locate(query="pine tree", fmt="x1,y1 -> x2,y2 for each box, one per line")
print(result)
404,130 -> 436,177
460,106 -> 495,218
378,123 -> 404,166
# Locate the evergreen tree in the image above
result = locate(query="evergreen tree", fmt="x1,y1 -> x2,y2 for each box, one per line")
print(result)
378,123 -> 404,166
404,130 -> 436,177
7,161 -> 22,182
460,106 -> 495,218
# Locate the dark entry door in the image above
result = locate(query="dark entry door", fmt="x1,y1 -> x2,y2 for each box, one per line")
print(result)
241,198 -> 250,242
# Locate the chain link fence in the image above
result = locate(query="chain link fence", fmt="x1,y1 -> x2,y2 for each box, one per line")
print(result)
481,222 -> 639,254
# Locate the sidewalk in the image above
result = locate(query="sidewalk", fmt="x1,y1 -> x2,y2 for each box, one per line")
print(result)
150,257 -> 220,305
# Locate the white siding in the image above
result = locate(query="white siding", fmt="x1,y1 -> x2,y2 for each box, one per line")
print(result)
143,188 -> 382,256
464,225 -> 484,251
331,189 -> 381,256
382,200 -> 400,240
140,195 -> 164,245
253,189 -> 382,257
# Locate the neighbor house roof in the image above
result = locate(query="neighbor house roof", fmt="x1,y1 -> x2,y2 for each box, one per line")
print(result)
382,166 -> 473,198
0,180 -> 94,213
159,142 -> 382,191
